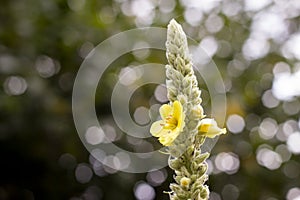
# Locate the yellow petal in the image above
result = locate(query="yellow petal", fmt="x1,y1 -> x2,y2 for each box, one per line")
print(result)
150,120 -> 164,136
177,114 -> 185,132
159,129 -> 180,146
200,118 -> 216,125
206,128 -> 227,138
159,104 -> 172,120
159,133 -> 175,146
199,123 -> 211,133
172,101 -> 183,121
159,136 -> 173,146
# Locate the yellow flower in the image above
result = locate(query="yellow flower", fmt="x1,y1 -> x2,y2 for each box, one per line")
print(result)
150,101 -> 185,146
198,118 -> 227,138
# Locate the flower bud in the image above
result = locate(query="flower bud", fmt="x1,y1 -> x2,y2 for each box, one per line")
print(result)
180,177 -> 191,188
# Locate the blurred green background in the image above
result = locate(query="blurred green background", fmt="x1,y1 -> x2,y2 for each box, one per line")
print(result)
1,0 -> 300,199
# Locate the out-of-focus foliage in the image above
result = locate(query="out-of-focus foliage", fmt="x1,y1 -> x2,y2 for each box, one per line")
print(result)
1,0 -> 300,200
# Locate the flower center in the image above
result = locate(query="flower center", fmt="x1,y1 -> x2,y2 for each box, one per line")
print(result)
163,115 -> 178,130
199,124 -> 211,133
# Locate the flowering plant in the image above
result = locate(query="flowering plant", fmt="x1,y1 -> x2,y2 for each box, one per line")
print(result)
150,19 -> 227,200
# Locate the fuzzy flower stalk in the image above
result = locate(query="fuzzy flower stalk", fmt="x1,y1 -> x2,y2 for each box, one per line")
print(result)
150,19 -> 226,200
